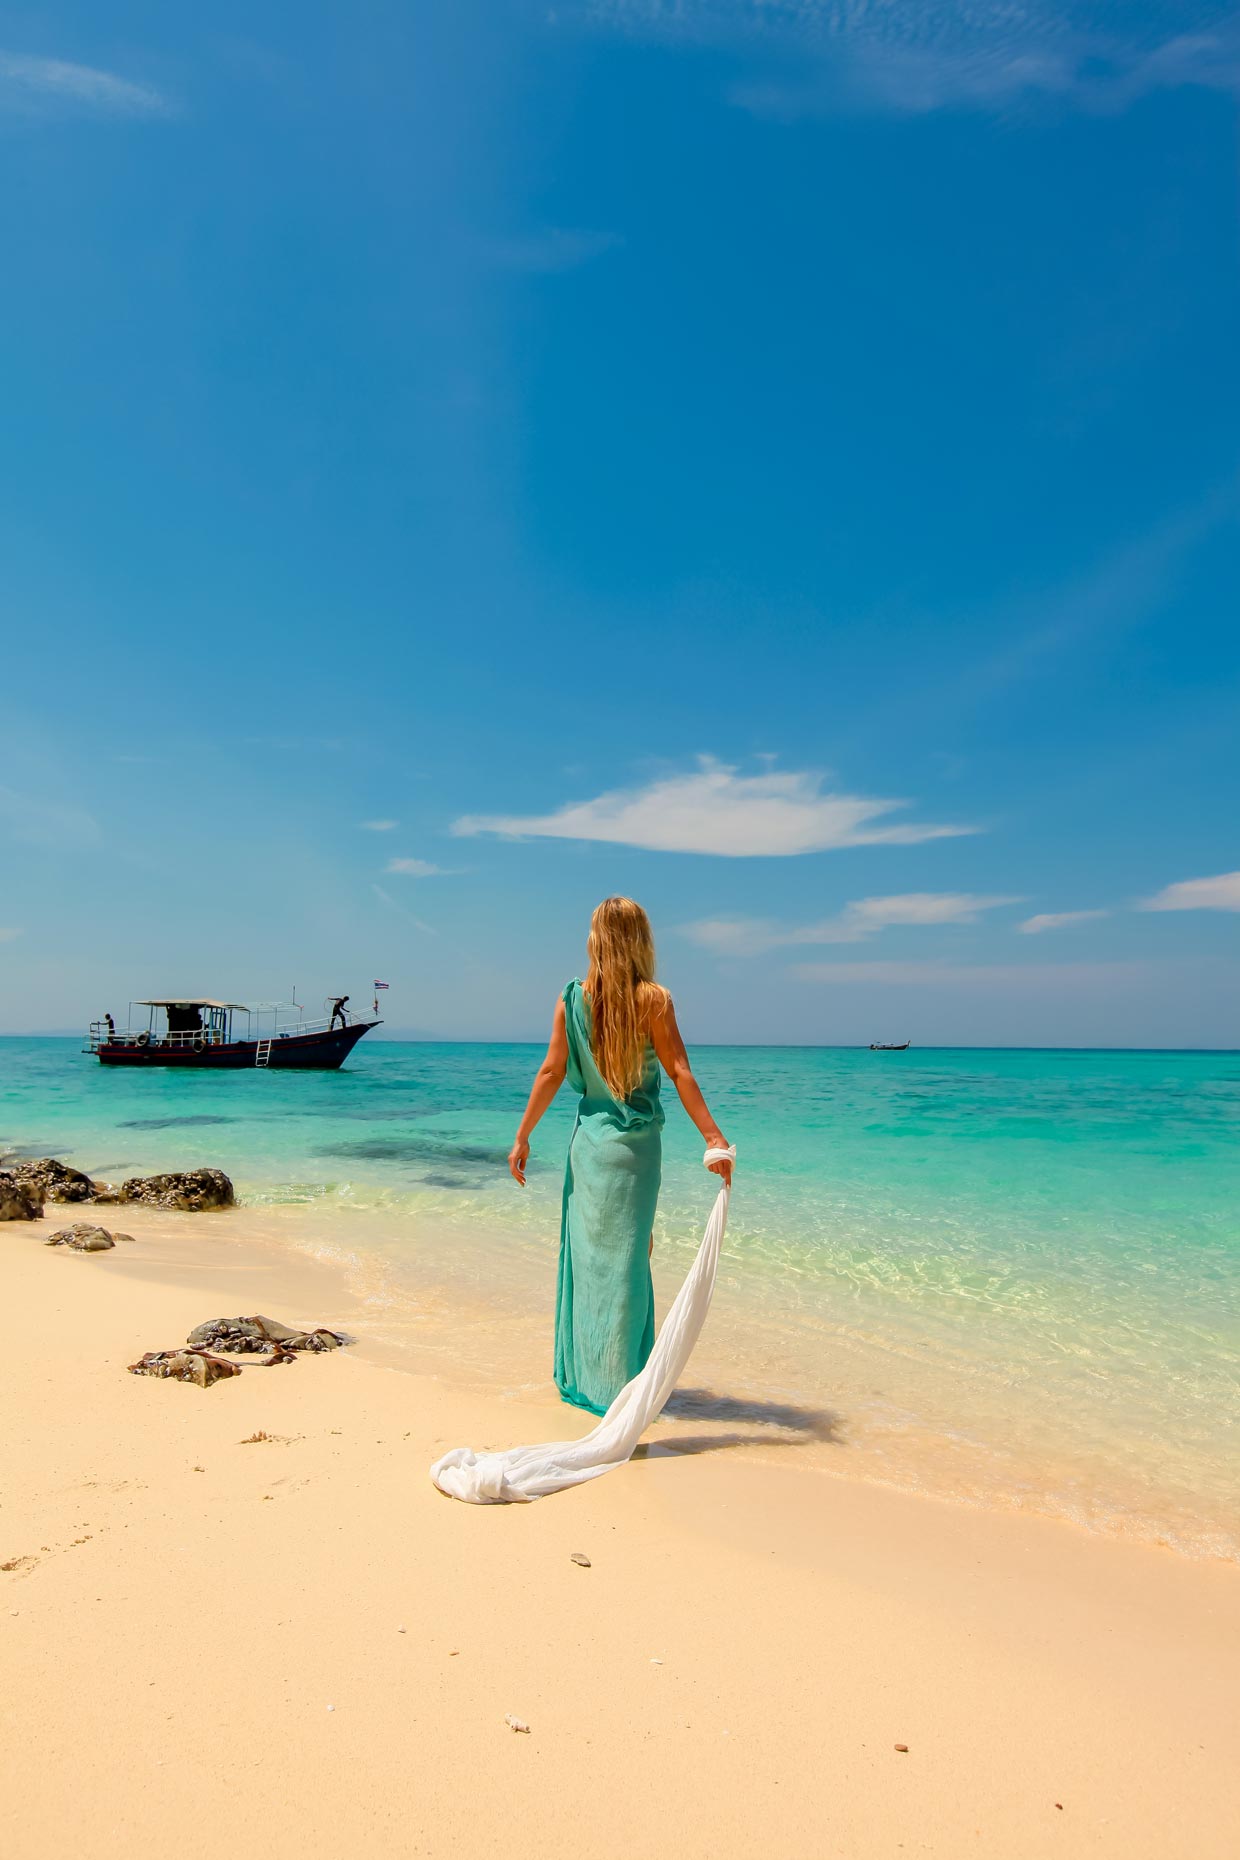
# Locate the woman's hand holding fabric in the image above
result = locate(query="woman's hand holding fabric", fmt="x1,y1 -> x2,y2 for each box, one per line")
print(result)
705,1138 -> 733,1184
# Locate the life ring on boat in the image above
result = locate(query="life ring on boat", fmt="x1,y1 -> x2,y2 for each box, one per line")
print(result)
191,1037 -> 206,1054
135,1030 -> 150,1048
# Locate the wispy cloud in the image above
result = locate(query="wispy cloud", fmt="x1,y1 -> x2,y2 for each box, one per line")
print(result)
361,819 -> 399,832
0,927 -> 22,943
371,884 -> 437,933
467,228 -> 622,273
452,759 -> 975,857
1141,870 -> 1240,913
574,4 -> 1240,119
0,50 -> 171,117
0,785 -> 100,849
1019,909 -> 1110,934
245,734 -> 347,752
385,856 -> 450,877
683,892 -> 1020,954
877,475 -> 1240,740
794,959 -> 1147,988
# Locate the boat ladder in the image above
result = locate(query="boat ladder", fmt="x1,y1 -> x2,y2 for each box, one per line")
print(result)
255,1038 -> 272,1069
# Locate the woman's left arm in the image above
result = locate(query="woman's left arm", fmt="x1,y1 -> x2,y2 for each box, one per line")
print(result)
649,995 -> 732,1182
508,998 -> 569,1185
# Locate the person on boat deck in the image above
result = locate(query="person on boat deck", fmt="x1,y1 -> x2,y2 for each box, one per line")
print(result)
104,1013 -> 115,1040
330,995 -> 350,1029
508,896 -> 732,1416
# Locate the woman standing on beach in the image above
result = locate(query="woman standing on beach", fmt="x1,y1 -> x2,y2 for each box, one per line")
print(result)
509,896 -> 733,1415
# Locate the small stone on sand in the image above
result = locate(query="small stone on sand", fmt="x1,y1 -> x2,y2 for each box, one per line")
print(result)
570,1552 -> 591,1567
505,1715 -> 530,1734
895,1744 -> 909,1753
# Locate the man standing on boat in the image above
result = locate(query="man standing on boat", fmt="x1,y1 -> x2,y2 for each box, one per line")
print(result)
329,994 -> 350,1030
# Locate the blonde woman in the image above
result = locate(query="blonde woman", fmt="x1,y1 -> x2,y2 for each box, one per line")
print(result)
509,897 -> 733,1414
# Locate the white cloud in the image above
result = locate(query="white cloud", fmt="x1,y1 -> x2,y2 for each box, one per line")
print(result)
0,51 -> 170,117
452,759 -> 975,858
576,4 -> 1240,118
361,819 -> 399,832
386,857 -> 448,876
813,892 -> 1022,940
1141,871 -> 1240,913
681,917 -> 786,956
683,892 -> 1020,954
794,960 -> 1146,988
1019,909 -> 1109,934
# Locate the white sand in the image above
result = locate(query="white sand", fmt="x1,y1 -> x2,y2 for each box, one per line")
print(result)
3,1204 -> 1239,1857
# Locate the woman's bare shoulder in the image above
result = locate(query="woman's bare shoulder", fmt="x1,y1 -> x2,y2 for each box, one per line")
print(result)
640,982 -> 674,1030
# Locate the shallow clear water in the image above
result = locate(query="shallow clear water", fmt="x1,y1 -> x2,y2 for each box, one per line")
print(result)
4,1037 -> 1238,1556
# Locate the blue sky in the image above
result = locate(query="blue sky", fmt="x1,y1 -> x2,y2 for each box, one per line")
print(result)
1,0 -> 1237,1045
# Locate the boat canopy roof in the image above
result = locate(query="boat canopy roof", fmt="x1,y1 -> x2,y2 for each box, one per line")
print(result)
136,998 -> 249,1010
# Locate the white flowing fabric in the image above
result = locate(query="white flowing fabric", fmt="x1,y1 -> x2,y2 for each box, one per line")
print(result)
429,1145 -> 736,1504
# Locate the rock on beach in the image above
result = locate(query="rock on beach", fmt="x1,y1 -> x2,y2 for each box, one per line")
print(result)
128,1349 -> 242,1388
1,1158 -> 234,1215
186,1314 -> 343,1353
0,1173 -> 43,1221
44,1224 -> 132,1252
110,1168 -> 235,1212
9,1158 -> 97,1204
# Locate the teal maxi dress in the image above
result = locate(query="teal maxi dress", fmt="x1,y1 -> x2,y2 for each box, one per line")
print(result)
554,978 -> 664,1415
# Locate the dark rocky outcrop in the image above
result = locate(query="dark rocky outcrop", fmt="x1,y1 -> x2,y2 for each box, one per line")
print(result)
44,1223 -> 134,1252
186,1314 -> 344,1354
3,1158 -> 234,1212
10,1157 -> 98,1204
114,1168 -> 235,1212
128,1348 -> 242,1388
0,1173 -> 43,1221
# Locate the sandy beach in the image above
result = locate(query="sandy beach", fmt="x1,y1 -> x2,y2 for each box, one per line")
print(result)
3,1203 -> 1238,1859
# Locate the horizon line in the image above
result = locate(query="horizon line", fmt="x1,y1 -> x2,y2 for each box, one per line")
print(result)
4,1032 -> 1238,1055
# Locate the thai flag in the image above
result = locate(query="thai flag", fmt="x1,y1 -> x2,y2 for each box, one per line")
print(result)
373,980 -> 390,990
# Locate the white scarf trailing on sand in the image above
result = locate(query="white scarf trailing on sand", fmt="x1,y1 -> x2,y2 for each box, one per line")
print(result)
429,1145 -> 737,1504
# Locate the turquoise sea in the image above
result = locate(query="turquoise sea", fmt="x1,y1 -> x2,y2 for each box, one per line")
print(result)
4,1037 -> 1238,1558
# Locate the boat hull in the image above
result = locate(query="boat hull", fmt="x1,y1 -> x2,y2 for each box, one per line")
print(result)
96,1021 -> 379,1071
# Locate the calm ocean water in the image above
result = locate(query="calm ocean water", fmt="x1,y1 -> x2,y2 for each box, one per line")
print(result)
4,1036 -> 1238,1557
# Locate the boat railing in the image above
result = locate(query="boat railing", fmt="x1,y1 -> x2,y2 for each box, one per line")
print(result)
152,1028 -> 230,1049
86,1022 -> 231,1053
254,1013 -> 359,1040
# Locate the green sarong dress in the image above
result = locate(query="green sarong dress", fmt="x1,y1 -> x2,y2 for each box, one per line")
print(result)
554,978 -> 664,1414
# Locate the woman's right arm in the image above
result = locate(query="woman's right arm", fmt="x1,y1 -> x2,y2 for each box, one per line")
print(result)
649,995 -> 732,1183
508,998 -> 569,1185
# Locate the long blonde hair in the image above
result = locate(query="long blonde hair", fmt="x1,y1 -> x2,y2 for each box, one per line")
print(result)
584,896 -> 668,1098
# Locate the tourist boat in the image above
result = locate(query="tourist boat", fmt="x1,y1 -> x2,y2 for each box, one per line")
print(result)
84,998 -> 382,1070
869,1040 -> 911,1051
